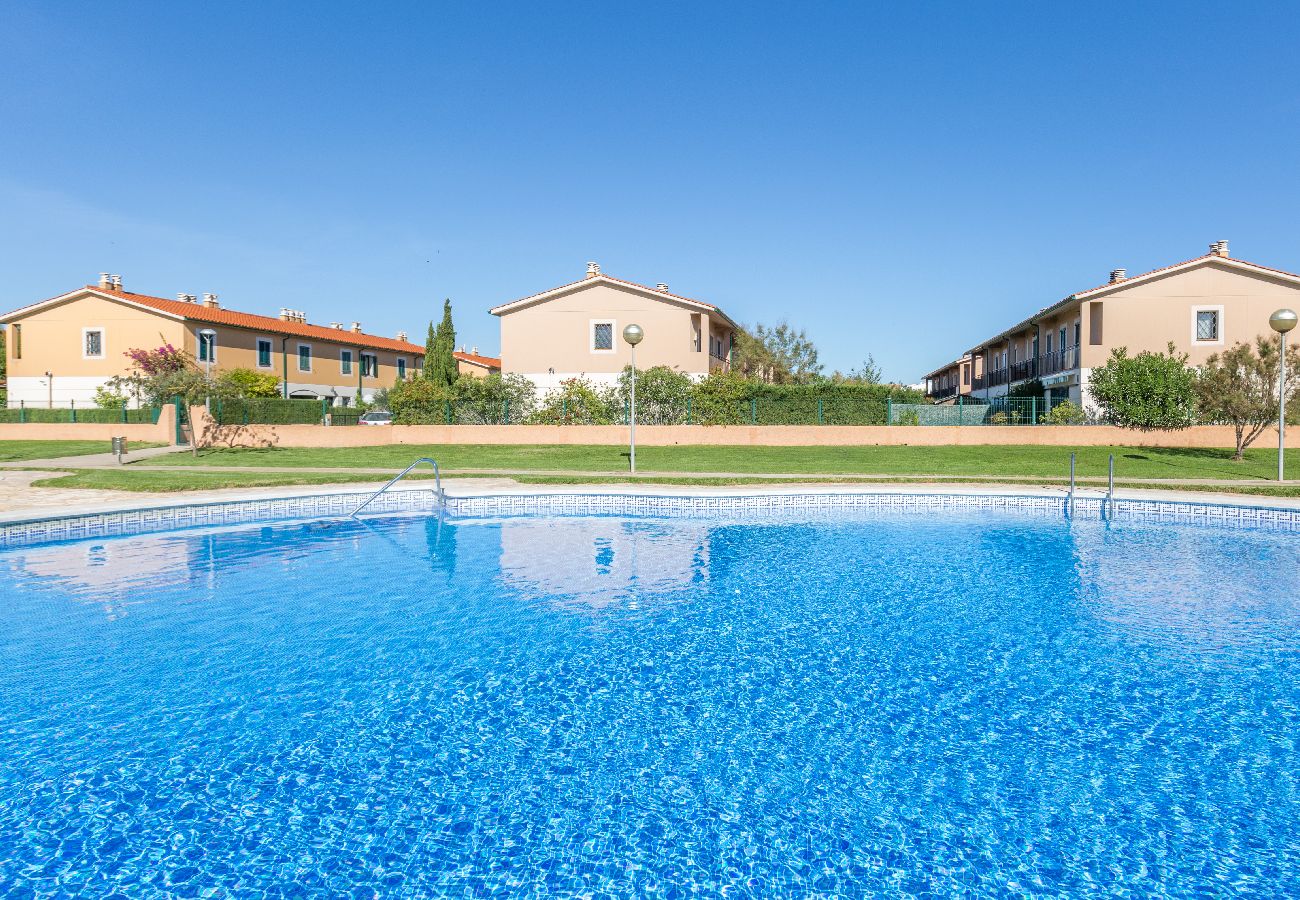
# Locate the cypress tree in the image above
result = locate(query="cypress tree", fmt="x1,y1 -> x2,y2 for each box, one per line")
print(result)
423,321 -> 437,381
429,299 -> 457,389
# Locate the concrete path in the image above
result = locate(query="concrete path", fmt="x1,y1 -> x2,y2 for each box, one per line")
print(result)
0,444 -> 190,470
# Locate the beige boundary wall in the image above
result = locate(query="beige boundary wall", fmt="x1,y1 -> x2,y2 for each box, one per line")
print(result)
188,412 -> 1248,449
0,406 -> 177,445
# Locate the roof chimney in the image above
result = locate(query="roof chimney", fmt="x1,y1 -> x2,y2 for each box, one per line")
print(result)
396,330 -> 408,343
279,308 -> 292,321
201,292 -> 220,309
586,261 -> 601,279
351,321 -> 362,333
109,275 -> 122,291
656,283 -> 669,292
99,272 -> 112,289
330,322 -> 343,330
1210,240 -> 1230,257
1109,269 -> 1127,283
471,345 -> 479,355
176,292 -> 198,303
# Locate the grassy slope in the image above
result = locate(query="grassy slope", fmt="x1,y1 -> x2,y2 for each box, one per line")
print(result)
139,443 -> 1295,481
0,440 -> 163,462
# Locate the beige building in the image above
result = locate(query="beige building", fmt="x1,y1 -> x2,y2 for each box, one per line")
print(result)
490,262 -> 737,391
923,242 -> 1300,409
454,348 -> 501,379
1,274 -> 426,407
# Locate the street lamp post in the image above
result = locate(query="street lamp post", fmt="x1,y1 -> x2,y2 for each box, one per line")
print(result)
1269,309 -> 1297,482
623,324 -> 644,473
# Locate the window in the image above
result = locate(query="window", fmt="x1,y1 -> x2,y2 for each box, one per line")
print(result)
691,315 -> 702,352
1089,303 -> 1104,346
257,339 -> 273,368
197,330 -> 216,363
591,319 -> 615,353
298,344 -> 312,372
1194,308 -> 1222,343
341,350 -> 353,375
1073,323 -> 1081,347
963,364 -> 970,386
11,324 -> 19,359
1046,332 -> 1053,355
361,353 -> 378,377
397,358 -> 407,380
83,328 -> 104,359
1058,326 -> 1067,350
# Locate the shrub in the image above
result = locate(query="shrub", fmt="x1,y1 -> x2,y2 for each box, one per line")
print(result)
388,378 -> 453,424
529,377 -> 618,425
214,368 -> 281,399
1044,400 -> 1086,425
92,386 -> 129,409
691,371 -> 753,424
451,374 -> 537,424
615,366 -> 692,424
1088,344 -> 1196,430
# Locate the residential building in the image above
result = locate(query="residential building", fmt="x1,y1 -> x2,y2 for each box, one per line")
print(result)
922,242 -> 1300,409
490,263 -> 737,391
454,348 -> 501,379
0,274 -> 426,407
922,355 -> 973,403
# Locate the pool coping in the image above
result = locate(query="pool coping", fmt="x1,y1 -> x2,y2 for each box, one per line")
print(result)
4,482 -> 1300,548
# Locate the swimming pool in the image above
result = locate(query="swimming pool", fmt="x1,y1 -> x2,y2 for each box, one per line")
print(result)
2,499 -> 1298,895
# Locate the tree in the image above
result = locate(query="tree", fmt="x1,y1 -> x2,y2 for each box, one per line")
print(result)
423,320 -> 437,380
848,354 -> 882,385
732,321 -> 822,383
1088,344 -> 1196,430
107,343 -> 211,407
423,299 -> 457,388
1195,336 -> 1300,460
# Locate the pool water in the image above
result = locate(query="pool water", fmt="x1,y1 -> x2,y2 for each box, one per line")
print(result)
2,510 -> 1299,897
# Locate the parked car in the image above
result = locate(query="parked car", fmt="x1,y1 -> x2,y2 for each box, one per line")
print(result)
358,411 -> 394,426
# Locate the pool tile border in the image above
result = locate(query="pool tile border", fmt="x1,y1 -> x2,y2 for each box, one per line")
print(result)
3,489 -> 1300,548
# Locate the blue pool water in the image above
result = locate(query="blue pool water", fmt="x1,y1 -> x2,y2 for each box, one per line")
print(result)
2,508 -> 1299,897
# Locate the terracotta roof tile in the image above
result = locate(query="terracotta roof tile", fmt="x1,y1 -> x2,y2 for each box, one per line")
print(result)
454,350 -> 501,368
84,287 -> 426,355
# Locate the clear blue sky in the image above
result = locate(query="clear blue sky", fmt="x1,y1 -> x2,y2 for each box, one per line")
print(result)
3,1 -> 1298,381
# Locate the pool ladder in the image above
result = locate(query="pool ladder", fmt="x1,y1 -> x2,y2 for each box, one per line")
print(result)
349,457 -> 444,519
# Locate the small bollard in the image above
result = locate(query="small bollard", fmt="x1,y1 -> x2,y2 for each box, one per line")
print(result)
111,436 -> 127,464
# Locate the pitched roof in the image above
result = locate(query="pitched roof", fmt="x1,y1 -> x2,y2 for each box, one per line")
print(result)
1,286 -> 427,355
454,350 -> 501,369
965,253 -> 1300,353
489,273 -> 738,329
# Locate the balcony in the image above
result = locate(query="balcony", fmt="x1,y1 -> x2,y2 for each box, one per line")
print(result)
1039,346 -> 1078,377
929,384 -> 958,400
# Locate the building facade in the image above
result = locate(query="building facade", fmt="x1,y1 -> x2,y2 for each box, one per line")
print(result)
922,242 -> 1300,409
1,275 -> 426,407
490,263 -> 736,392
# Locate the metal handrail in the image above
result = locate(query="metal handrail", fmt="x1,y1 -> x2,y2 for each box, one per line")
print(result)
349,457 -> 443,518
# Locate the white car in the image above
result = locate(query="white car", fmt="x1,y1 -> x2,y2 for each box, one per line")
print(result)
358,411 -> 393,426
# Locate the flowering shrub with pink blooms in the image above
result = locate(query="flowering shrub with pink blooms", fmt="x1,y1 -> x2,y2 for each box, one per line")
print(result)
124,344 -> 192,376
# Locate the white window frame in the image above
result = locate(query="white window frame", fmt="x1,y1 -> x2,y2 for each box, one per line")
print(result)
590,318 -> 617,354
1192,305 -> 1224,346
297,343 -> 312,373
341,349 -> 354,376
255,337 -> 274,369
82,327 -> 106,360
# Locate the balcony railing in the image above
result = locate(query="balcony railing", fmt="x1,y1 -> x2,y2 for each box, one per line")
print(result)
928,384 -> 958,400
970,346 -> 1079,391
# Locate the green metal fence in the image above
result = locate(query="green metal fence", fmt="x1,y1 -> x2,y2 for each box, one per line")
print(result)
0,402 -> 163,425
888,397 -> 1074,426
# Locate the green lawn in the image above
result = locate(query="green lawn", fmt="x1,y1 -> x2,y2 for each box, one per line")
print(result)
29,467 -> 1300,498
139,443 -> 1297,481
28,469 -> 440,492
0,439 -> 164,462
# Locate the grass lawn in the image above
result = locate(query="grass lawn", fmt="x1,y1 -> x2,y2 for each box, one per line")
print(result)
27,467 -> 1300,498
27,469 -> 440,492
0,439 -> 164,462
139,443 -> 1298,481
